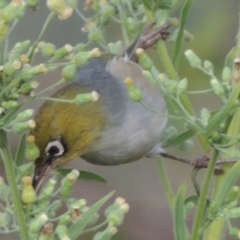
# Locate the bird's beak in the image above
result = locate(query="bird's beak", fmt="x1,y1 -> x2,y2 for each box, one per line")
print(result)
33,156 -> 54,191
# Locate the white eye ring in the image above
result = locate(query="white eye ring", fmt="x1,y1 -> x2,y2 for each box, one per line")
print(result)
45,139 -> 65,157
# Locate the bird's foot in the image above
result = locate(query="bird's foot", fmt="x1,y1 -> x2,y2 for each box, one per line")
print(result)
159,152 -> 237,174
125,22 -> 170,61
135,22 -> 170,50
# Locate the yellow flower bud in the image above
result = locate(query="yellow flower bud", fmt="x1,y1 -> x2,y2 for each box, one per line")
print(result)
226,186 -> 240,203
19,81 -> 39,95
210,78 -> 225,97
126,17 -> 140,33
100,3 -> 115,23
124,77 -> 133,87
0,212 -> 11,228
2,100 -> 18,110
177,78 -> 188,93
54,44 -> 73,59
168,17 -> 179,27
91,48 -> 101,57
20,54 -> 29,64
17,109 -> 34,121
229,228 -> 240,239
38,177 -> 57,199
222,66 -> 232,83
108,41 -> 123,55
88,27 -> 103,42
26,0 -> 38,10
105,197 -> 129,226
60,170 -> 79,197
12,60 -> 21,69
73,91 -> 99,105
41,43 -> 56,57
61,63 -> 76,82
135,48 -> 153,71
21,176 -> 36,204
203,60 -> 214,72
26,138 -> 40,161
3,62 -> 16,76
56,225 -> 71,240
13,40 -> 31,53
47,0 -> 73,20
200,108 -> 210,127
184,30 -> 194,42
0,20 -> 9,38
59,214 -> 71,225
124,78 -> 142,102
184,49 -> 202,68
12,120 -> 36,134
74,48 -> 101,67
29,213 -> 49,233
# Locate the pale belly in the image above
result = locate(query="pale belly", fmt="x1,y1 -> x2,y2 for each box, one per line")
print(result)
82,104 -> 167,165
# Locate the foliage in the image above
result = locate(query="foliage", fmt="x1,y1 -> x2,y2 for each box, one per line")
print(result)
0,0 -> 240,240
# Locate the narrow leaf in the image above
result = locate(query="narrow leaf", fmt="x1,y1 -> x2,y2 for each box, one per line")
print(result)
165,129 -> 195,147
225,46 -> 236,69
15,134 -> 26,166
58,168 -> 107,183
184,195 -> 198,206
206,82 -> 240,137
214,160 -> 240,209
174,184 -> 187,240
172,0 -> 194,69
68,191 -> 115,240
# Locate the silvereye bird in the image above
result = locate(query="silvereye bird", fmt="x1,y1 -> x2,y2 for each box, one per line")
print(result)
32,24 -> 169,188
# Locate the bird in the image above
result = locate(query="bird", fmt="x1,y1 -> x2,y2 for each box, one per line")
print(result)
31,23 -> 169,189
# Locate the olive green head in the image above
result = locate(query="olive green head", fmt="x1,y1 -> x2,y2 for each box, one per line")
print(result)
31,85 -> 106,188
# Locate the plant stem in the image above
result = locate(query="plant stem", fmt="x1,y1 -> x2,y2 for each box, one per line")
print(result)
34,79 -> 65,97
74,8 -> 88,22
172,0 -> 195,70
156,40 -> 211,152
3,19 -> 19,63
157,40 -> 179,80
0,130 -> 29,240
0,39 -> 3,65
191,149 -> 219,240
28,12 -> 55,62
203,113 -> 239,240
204,8 -> 240,239
117,4 -> 130,45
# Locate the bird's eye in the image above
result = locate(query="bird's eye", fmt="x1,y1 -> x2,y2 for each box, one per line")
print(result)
45,139 -> 65,157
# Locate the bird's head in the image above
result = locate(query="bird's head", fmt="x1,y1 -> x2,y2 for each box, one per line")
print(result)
31,85 -> 106,188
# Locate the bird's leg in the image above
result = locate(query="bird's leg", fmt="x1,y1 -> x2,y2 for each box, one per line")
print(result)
159,152 -> 237,174
123,22 -> 170,62
134,22 -> 170,50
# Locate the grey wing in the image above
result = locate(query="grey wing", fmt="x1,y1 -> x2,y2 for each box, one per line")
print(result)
82,58 -> 167,165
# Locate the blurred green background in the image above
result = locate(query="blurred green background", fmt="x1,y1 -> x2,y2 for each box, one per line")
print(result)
1,0 -> 240,239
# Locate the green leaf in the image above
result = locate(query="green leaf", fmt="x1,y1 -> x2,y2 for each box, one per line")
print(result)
225,46 -> 236,69
184,195 -> 197,215
184,195 -> 198,206
58,168 -> 107,183
68,191 -> 115,240
174,184 -> 187,240
164,129 -> 195,147
214,160 -> 240,210
206,82 -> 240,137
15,134 -> 26,166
